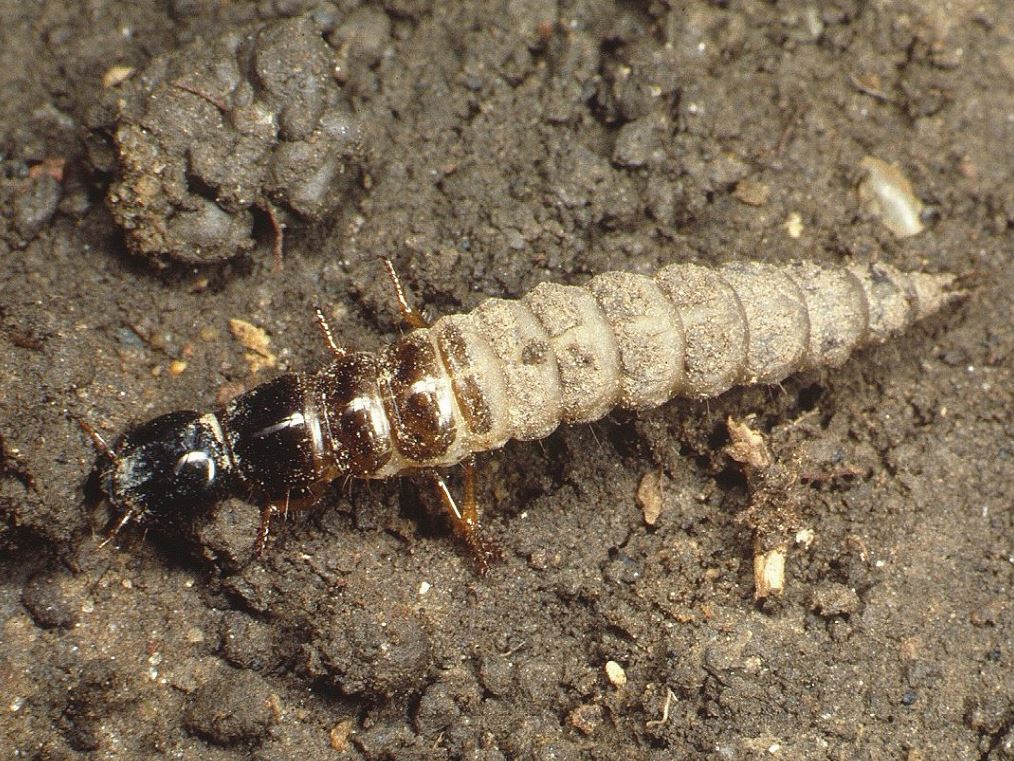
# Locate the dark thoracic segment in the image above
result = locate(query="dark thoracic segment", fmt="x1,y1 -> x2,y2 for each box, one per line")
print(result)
218,373 -> 324,500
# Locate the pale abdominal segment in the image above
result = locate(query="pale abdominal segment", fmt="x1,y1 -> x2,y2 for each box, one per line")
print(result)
413,259 -> 955,461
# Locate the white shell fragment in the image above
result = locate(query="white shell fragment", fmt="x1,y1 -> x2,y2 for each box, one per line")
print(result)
753,546 -> 786,599
857,156 -> 925,238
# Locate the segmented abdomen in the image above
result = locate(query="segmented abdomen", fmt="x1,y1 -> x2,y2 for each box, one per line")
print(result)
370,260 -> 955,476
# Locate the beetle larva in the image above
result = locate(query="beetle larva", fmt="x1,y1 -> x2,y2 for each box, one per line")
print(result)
89,259 -> 958,565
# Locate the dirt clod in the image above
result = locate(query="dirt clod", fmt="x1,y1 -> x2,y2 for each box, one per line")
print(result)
810,582 -> 862,618
21,569 -> 80,629
183,668 -> 279,745
86,12 -> 365,265
309,583 -> 432,699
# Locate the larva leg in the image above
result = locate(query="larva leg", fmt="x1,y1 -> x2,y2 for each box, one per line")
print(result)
427,462 -> 499,574
78,416 -> 115,460
314,305 -> 346,359
459,460 -> 502,575
262,198 -> 286,273
459,458 -> 485,552
253,502 -> 281,558
252,487 -> 325,556
381,257 -> 430,329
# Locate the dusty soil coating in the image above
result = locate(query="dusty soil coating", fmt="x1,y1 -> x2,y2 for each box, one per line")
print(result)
1,1 -> 1011,759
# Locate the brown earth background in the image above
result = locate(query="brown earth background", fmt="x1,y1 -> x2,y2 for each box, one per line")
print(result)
1,1 -> 1012,759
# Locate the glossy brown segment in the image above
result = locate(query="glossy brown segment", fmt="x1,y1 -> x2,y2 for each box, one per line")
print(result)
381,333 -> 457,462
435,321 -> 494,437
219,373 -> 324,499
316,354 -> 394,477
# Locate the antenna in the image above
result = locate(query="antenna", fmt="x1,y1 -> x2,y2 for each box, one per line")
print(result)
77,416 -> 115,460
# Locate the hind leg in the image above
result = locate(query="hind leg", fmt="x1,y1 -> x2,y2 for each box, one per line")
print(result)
427,459 -> 501,574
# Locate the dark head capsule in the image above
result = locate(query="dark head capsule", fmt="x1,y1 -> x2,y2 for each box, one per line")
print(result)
103,410 -> 235,532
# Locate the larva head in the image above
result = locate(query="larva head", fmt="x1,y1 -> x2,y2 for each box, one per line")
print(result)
99,411 -> 235,534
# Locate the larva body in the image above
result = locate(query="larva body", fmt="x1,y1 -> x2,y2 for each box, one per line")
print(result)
100,260 -> 957,538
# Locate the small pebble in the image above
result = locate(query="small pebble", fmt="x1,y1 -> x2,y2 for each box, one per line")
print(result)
605,660 -> 627,688
754,548 -> 786,600
733,179 -> 770,206
229,318 -> 276,373
219,611 -> 277,671
794,528 -> 815,548
102,65 -> 134,88
329,718 -> 355,751
13,174 -> 61,242
857,156 -> 924,238
784,211 -> 803,239
612,113 -> 666,168
185,626 -> 205,644
21,571 -> 79,629
810,582 -> 861,617
637,470 -> 664,525
568,703 -> 603,735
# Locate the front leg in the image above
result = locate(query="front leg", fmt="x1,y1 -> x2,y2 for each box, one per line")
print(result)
252,483 -> 330,557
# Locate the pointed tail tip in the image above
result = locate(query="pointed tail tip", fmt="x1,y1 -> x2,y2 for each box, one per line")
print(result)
909,271 -> 967,321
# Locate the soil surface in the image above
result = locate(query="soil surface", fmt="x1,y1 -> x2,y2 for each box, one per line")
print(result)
1,2 -> 1012,760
